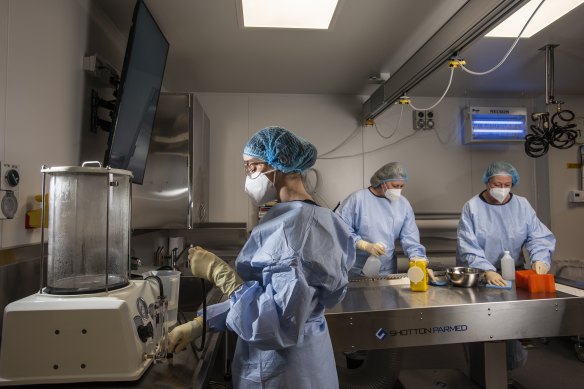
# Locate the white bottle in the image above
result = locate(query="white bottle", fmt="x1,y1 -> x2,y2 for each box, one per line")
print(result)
362,255 -> 382,277
501,250 -> 515,281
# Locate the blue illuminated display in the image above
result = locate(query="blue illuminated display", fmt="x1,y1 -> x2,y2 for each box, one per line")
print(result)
463,107 -> 528,144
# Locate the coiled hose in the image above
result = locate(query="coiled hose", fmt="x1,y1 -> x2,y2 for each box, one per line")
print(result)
525,110 -> 579,158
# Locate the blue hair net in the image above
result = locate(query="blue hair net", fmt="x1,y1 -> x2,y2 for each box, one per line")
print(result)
243,126 -> 317,173
370,162 -> 409,187
482,161 -> 520,186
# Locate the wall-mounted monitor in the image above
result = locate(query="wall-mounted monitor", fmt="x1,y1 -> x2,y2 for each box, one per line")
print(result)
104,0 -> 169,184
463,106 -> 527,144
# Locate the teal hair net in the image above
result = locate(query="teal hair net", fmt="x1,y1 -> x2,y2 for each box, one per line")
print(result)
370,162 -> 409,187
482,161 -> 520,186
243,126 -> 317,173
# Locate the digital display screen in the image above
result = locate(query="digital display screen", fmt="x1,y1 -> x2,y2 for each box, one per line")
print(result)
104,0 -> 169,184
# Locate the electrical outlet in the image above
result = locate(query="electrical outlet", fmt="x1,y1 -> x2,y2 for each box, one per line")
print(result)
569,190 -> 584,203
412,110 -> 435,130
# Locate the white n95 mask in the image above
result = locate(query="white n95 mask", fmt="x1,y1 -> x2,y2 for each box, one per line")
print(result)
385,188 -> 402,201
490,187 -> 510,203
245,174 -> 277,206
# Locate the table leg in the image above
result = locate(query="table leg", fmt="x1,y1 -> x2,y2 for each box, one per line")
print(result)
468,341 -> 507,388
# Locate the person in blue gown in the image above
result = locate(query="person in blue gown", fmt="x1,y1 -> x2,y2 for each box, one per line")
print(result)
457,161 -> 556,370
338,162 -> 426,277
457,161 -> 555,286
167,126 -> 355,388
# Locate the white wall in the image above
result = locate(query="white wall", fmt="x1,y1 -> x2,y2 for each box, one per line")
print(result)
197,94 -> 540,228
547,96 -> 584,260
0,1 -> 581,264
0,0 -> 90,248
196,93 -> 366,227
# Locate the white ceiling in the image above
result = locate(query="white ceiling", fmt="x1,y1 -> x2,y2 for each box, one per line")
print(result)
96,0 -> 584,100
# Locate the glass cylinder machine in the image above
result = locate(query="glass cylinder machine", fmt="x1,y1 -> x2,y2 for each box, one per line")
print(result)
0,163 -> 169,386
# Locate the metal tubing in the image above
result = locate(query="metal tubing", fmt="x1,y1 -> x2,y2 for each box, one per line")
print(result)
362,0 -> 530,120
105,171 -> 111,292
541,44 -> 559,105
188,93 -> 194,228
39,166 -> 47,294
129,179 -> 132,279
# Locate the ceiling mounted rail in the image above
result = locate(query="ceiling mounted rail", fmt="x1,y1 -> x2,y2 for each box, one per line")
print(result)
362,0 -> 530,121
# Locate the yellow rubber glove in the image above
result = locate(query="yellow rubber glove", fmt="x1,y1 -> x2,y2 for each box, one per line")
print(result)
532,261 -> 550,274
485,270 -> 506,286
189,246 -> 243,296
426,268 -> 437,282
167,316 -> 203,353
356,240 -> 386,257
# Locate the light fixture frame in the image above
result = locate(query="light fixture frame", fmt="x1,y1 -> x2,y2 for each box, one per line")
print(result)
235,0 -> 343,30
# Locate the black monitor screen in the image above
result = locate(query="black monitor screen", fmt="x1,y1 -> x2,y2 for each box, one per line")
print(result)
104,0 -> 169,184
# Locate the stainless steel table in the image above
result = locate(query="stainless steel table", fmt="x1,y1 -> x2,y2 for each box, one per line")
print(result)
325,275 -> 584,388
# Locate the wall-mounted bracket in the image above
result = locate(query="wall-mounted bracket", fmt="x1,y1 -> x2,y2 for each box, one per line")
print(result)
83,54 -> 120,88
90,89 -> 114,133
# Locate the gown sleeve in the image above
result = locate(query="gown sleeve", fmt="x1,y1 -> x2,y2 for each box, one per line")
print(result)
224,212 -> 350,351
337,192 -> 362,246
523,201 -> 556,268
399,202 -> 426,259
456,201 -> 496,271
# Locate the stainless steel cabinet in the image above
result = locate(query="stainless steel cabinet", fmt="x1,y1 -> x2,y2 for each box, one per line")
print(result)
132,93 -> 209,228
191,97 -> 210,224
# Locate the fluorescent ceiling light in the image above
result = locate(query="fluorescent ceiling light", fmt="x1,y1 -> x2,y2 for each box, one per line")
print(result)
486,0 -> 584,38
241,0 -> 339,29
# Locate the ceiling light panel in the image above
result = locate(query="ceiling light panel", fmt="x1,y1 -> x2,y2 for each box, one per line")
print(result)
486,0 -> 584,38
241,0 -> 339,29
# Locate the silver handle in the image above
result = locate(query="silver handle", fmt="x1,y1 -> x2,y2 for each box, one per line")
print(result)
81,161 -> 103,167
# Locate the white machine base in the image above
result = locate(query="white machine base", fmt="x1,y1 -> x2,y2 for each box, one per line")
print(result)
0,280 -> 161,386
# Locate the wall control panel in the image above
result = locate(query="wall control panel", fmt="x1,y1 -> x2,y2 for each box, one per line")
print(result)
0,162 -> 20,219
0,162 -> 20,191
412,110 -> 435,130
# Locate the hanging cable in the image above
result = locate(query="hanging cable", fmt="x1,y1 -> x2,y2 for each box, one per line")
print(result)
525,108 -> 579,158
460,0 -> 546,76
301,168 -> 332,208
525,41 -> 580,157
409,67 -> 455,111
374,104 -> 404,139
193,278 -> 207,353
318,130 -> 420,160
318,125 -> 362,158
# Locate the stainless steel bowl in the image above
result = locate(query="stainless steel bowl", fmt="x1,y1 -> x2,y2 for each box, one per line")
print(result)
446,267 -> 482,287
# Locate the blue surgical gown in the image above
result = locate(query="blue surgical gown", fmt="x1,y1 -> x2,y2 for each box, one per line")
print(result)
457,192 -> 555,271
203,200 -> 355,388
338,188 -> 426,277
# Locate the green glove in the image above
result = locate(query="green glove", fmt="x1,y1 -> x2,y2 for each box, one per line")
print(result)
356,240 -> 386,256
189,246 -> 243,296
168,316 -> 203,353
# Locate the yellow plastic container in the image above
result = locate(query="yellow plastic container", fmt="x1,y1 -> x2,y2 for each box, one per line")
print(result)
407,258 -> 428,292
